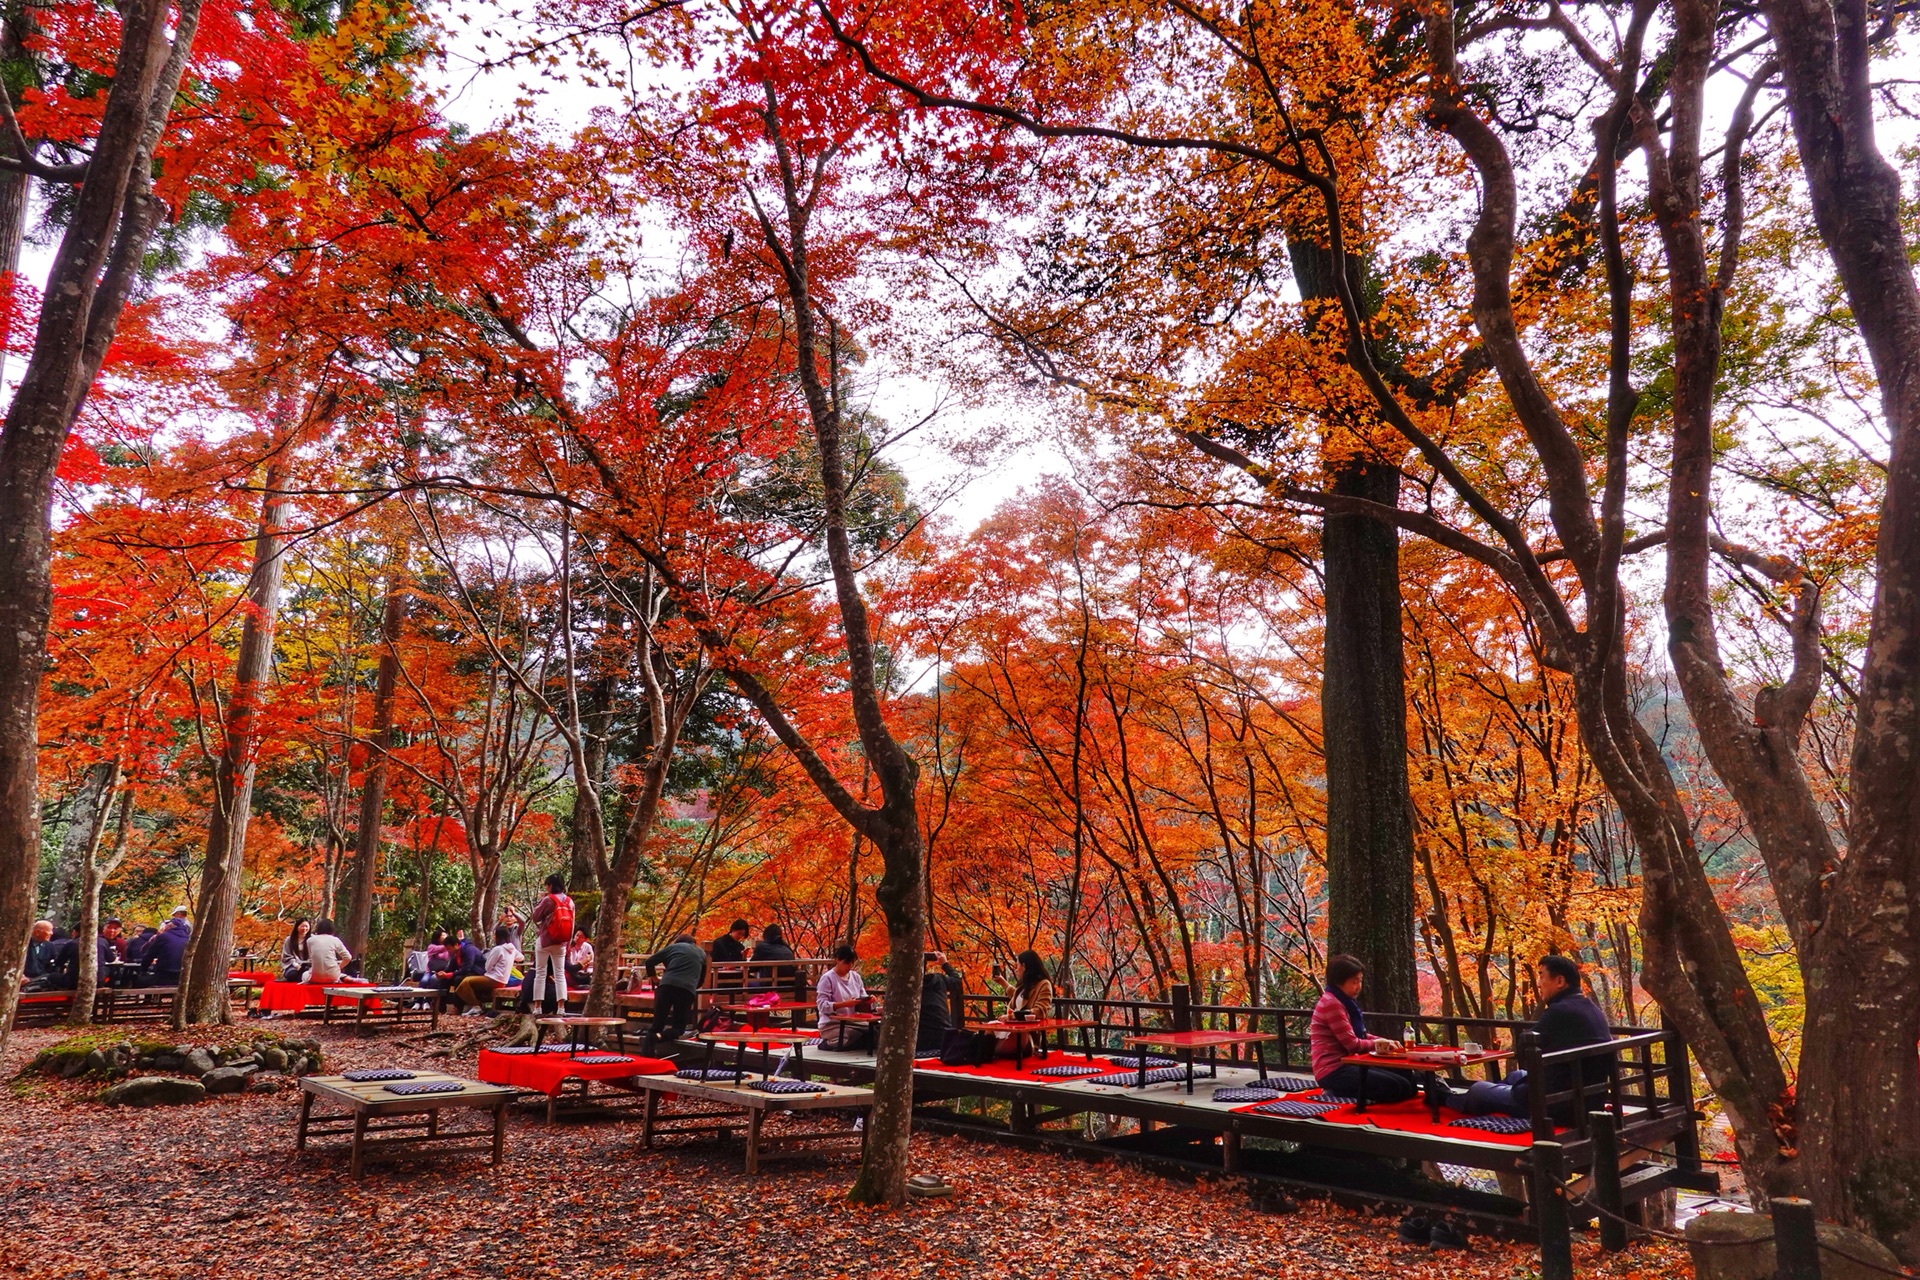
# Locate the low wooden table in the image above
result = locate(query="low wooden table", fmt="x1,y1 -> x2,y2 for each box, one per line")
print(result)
321,986 -> 442,1036
95,985 -> 177,1024
630,1071 -> 872,1174
696,1029 -> 817,1082
297,1071 -> 513,1178
1122,1030 -> 1278,1093
965,1017 -> 1098,1070
1339,1048 -> 1514,1118
535,1015 -> 630,1055
720,999 -> 816,1030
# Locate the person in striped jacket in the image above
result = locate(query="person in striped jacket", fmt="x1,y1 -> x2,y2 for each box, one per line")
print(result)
1309,954 -> 1416,1103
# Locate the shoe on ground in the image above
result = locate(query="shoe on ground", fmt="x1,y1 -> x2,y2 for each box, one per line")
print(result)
1396,1213 -> 1432,1245
1430,1217 -> 1470,1250
462,1006 -> 481,1016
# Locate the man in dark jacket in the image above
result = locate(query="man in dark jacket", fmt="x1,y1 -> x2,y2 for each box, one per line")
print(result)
23,921 -> 55,989
1446,954 -> 1612,1119
140,909 -> 192,986
641,934 -> 708,1054
45,929 -> 112,990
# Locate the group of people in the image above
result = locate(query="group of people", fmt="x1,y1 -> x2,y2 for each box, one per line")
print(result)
23,906 -> 192,991
1308,951 -> 1612,1119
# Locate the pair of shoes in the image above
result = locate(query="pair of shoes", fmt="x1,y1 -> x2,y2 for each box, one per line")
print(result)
1395,1213 -> 1471,1250
1396,1214 -> 1432,1244
1430,1217 -> 1470,1250
461,1006 -> 481,1016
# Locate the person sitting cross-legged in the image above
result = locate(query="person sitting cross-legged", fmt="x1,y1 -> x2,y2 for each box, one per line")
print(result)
1309,954 -> 1416,1104
1443,953 -> 1612,1120
451,924 -> 522,1014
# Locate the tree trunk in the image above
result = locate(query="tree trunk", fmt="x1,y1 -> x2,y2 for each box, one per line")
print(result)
69,778 -> 133,1026
342,556 -> 407,955
177,474 -> 290,1025
1321,460 -> 1418,1019
0,0 -> 205,1056
44,761 -> 112,927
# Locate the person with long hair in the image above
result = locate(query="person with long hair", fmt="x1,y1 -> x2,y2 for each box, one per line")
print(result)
279,918 -> 312,982
1309,954 -> 1414,1103
994,950 -> 1053,1059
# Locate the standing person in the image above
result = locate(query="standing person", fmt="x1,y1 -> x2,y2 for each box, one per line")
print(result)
1446,954 -> 1614,1119
565,928 -> 595,988
451,924 -> 523,1014
1309,954 -> 1415,1103
302,919 -> 353,985
816,946 -> 875,1051
917,951 -> 962,1053
527,874 -> 575,1016
140,907 -> 192,987
994,950 -> 1053,1059
640,933 -> 708,1054
279,918 -> 312,982
749,923 -> 796,990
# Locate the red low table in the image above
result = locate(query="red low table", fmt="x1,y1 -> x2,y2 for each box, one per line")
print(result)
1122,1029 -> 1278,1093
1338,1047 -> 1513,1118
477,1047 -> 674,1123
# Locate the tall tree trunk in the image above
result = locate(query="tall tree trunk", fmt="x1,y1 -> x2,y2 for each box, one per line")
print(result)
342,554 -> 407,955
0,0 -> 205,1055
69,775 -> 132,1026
567,674 -> 611,894
1320,460 -> 1418,1019
44,761 -> 112,927
176,472 -> 290,1025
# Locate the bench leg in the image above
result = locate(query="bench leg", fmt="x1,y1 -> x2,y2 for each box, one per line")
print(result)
643,1087 -> 659,1147
296,1092 -> 313,1151
492,1103 -> 506,1166
747,1107 -> 763,1174
1223,1128 -> 1241,1174
350,1111 -> 368,1179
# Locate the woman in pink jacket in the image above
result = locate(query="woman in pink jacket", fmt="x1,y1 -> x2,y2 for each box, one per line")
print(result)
1309,954 -> 1416,1103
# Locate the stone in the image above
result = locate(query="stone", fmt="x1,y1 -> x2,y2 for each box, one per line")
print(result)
257,1046 -> 288,1071
249,1071 -> 286,1093
58,1053 -> 90,1079
1687,1210 -> 1903,1280
184,1048 -> 217,1075
82,1049 -> 112,1077
99,1076 -> 206,1108
201,1065 -> 258,1096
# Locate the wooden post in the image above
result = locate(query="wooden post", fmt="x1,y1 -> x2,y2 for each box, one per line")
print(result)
1663,1016 -> 1703,1176
1531,1139 -> 1573,1280
1589,1111 -> 1628,1251
1772,1197 -> 1821,1280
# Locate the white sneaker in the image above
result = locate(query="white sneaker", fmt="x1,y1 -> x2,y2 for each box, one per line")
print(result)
462,1007 -> 481,1016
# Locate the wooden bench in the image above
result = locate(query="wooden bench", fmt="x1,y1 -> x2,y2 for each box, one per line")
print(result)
297,1071 -> 513,1179
320,986 -> 442,1036
94,986 -> 177,1023
628,1071 -> 872,1174
13,991 -> 76,1025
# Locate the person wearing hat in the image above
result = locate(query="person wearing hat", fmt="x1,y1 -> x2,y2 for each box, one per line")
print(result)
140,907 -> 192,987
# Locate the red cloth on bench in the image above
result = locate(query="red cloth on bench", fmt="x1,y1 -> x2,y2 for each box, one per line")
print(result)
228,969 -> 279,985
477,1049 -> 674,1096
1227,1091 -> 1558,1148
913,1055 -> 1129,1084
256,978 -> 372,1012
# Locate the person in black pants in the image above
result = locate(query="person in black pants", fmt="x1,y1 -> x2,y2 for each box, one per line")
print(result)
640,934 -> 708,1055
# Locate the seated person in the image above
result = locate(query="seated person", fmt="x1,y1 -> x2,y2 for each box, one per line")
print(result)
1309,954 -> 1416,1104
139,908 -> 192,987
423,927 -> 452,973
427,929 -> 485,994
279,918 -> 311,982
994,950 -> 1052,1059
710,918 -> 751,986
123,923 -> 158,967
917,951 -> 961,1054
302,919 -> 353,984
565,928 -> 594,988
749,923 -> 796,989
816,946 -> 876,1050
1449,954 -> 1613,1120
43,927 -> 112,991
451,924 -> 522,1014
22,920 -> 55,991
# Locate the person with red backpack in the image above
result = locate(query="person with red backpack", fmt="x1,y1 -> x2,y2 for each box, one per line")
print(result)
528,873 -> 576,1016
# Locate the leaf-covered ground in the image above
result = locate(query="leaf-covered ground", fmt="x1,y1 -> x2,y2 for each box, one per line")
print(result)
0,1023 -> 1691,1279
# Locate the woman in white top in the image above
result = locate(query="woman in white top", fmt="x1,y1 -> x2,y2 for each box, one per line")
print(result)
302,919 -> 353,984
452,924 -> 523,1013
816,945 -> 875,1050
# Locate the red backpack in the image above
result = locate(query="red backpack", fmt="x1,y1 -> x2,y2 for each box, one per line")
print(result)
542,894 -> 574,946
